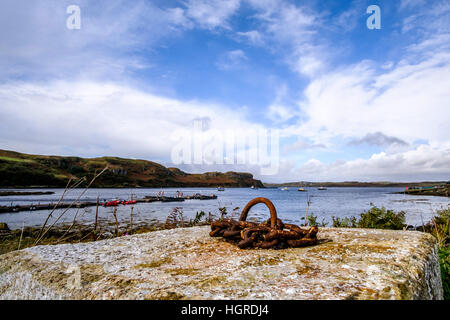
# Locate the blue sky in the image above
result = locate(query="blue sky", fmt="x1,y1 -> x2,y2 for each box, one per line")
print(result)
0,0 -> 449,182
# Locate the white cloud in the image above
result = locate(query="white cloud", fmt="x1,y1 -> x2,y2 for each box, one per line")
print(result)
260,144 -> 450,182
290,145 -> 450,182
282,139 -> 325,155
268,104 -> 294,123
236,30 -> 263,45
332,7 -> 359,32
0,81 -> 262,163
400,0 -> 427,10
0,0 -> 191,80
400,1 -> 450,35
291,54 -> 324,78
216,49 -> 248,70
266,84 -> 298,122
244,1 -> 325,77
1,0 -> 449,183
284,52 -> 450,150
273,40 -> 450,182
166,7 -> 194,29
183,0 -> 241,30
262,3 -> 317,43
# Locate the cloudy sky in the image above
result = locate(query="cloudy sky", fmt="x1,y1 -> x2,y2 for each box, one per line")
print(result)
0,0 -> 449,182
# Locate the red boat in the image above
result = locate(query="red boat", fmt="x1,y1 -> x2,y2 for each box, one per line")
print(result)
121,200 -> 136,205
102,200 -> 120,207
102,199 -> 136,207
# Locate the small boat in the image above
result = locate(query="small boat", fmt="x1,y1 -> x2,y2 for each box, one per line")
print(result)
251,185 -> 259,189
298,187 -> 306,191
217,187 -> 225,191
281,187 -> 289,191
102,200 -> 120,207
120,200 -> 136,205
317,186 -> 327,190
102,198 -> 136,207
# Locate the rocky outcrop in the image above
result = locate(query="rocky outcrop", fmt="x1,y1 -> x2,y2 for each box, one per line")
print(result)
0,227 -> 443,300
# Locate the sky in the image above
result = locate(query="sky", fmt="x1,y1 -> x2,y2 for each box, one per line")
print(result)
0,0 -> 449,182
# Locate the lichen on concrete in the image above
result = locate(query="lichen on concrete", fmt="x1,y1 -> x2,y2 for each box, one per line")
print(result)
0,226 -> 443,300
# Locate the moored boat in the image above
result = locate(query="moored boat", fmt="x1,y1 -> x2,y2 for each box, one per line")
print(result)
102,199 -> 136,207
102,200 -> 120,207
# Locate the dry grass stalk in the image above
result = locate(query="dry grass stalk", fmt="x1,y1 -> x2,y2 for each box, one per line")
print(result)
34,166 -> 108,246
165,207 -> 184,229
94,196 -> 99,240
129,193 -> 134,234
130,206 -> 134,234
304,196 -> 311,227
17,220 -> 25,250
112,207 -> 119,237
55,208 -> 81,243
37,177 -> 77,240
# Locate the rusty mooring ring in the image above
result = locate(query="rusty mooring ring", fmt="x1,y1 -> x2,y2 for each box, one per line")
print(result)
210,197 -> 319,249
239,197 -> 278,228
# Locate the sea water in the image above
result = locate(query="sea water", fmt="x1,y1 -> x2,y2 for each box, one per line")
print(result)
0,187 -> 448,229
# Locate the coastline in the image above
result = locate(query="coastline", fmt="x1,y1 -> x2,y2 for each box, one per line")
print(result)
395,187 -> 449,197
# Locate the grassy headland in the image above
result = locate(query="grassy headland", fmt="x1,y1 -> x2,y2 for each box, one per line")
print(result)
401,185 -> 449,197
0,149 -> 264,188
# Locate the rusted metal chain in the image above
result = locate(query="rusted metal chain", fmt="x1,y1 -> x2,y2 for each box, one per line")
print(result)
210,197 -> 319,249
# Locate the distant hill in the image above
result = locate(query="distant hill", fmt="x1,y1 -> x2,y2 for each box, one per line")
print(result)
264,181 -> 449,188
0,149 -> 264,188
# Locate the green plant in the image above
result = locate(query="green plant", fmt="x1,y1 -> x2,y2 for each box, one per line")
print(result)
205,211 -> 215,223
219,207 -> 227,219
439,246 -> 450,300
305,213 -> 328,227
190,211 -> 206,226
426,208 -> 449,299
332,216 -> 357,228
431,208 -> 449,246
357,206 -> 405,230
307,213 -> 317,226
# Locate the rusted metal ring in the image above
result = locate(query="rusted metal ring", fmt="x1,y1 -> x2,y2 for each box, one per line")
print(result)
239,197 -> 278,229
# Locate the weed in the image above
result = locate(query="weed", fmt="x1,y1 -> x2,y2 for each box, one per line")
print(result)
357,206 -> 406,230
332,216 -> 358,228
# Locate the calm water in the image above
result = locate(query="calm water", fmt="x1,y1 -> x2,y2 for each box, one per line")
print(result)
0,187 -> 448,230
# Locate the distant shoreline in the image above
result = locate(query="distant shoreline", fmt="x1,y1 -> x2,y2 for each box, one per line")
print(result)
0,191 -> 55,196
264,181 -> 449,188
0,185 -> 426,189
0,185 -> 446,190
394,188 -> 449,198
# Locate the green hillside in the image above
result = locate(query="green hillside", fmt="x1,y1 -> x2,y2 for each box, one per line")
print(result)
0,149 -> 264,188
